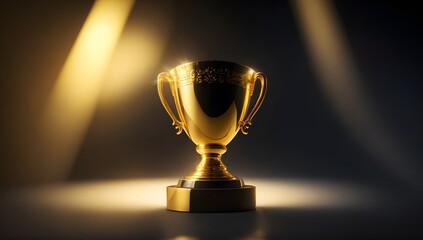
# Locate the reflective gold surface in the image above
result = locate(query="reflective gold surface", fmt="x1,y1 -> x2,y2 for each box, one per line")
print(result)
167,185 -> 256,212
158,60 -> 266,212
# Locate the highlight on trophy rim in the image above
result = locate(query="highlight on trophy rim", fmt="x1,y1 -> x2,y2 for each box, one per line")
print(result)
157,60 -> 267,212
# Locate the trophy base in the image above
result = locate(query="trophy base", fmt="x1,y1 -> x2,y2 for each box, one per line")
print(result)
167,185 -> 256,212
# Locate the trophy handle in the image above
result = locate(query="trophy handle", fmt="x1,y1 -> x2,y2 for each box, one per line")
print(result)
157,72 -> 184,134
240,72 -> 267,135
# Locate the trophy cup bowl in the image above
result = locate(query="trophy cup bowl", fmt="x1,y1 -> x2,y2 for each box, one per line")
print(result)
158,60 -> 266,212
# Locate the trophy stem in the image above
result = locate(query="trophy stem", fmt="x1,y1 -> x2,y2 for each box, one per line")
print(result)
184,144 -> 237,180
168,142 -> 256,212
168,142 -> 255,212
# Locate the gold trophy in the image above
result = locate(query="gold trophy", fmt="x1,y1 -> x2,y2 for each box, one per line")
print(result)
157,60 -> 266,212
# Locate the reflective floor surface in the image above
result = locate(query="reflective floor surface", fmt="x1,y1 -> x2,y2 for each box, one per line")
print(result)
1,178 -> 422,239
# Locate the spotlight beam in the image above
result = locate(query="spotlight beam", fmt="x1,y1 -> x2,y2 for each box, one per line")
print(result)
39,0 -> 135,181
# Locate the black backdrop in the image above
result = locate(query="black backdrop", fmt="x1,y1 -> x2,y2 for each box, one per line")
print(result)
0,0 -> 422,190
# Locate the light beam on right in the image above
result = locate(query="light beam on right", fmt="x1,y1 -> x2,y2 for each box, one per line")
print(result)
292,0 -> 420,188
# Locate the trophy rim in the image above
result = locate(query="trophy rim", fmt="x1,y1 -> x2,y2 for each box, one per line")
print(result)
170,60 -> 255,73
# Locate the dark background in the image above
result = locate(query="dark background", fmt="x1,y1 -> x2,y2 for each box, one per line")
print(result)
1,0 -> 423,239
1,0 -> 422,192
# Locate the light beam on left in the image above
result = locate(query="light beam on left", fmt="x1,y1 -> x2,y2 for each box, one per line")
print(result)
39,0 -> 134,182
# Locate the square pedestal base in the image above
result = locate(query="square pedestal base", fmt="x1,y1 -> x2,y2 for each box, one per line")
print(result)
167,185 -> 256,212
